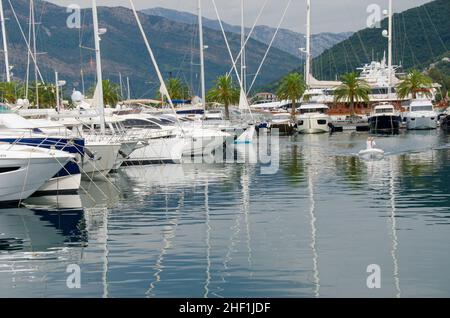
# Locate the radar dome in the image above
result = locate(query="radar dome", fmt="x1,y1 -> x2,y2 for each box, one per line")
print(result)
71,90 -> 84,103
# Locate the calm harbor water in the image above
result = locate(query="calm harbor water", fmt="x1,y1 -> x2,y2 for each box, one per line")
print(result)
1,131 -> 450,298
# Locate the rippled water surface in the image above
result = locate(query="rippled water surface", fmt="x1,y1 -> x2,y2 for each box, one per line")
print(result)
1,131 -> 450,298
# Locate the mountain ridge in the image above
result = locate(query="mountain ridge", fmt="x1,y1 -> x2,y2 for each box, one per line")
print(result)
142,7 -> 353,58
308,0 -> 450,81
1,0 -> 302,98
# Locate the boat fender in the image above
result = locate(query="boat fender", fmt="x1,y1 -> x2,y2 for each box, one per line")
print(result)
85,148 -> 101,161
118,150 -> 129,159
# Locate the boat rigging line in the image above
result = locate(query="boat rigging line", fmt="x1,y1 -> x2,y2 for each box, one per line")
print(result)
247,0 -> 292,94
128,0 -> 185,134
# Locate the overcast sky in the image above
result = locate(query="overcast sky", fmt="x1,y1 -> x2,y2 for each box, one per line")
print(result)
47,0 -> 432,33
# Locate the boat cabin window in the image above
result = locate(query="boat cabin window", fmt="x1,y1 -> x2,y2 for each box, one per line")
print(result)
145,117 -> 173,126
0,167 -> 20,174
370,88 -> 397,95
158,118 -> 176,125
123,119 -> 161,129
300,108 -> 328,114
375,108 -> 394,114
411,105 -> 433,112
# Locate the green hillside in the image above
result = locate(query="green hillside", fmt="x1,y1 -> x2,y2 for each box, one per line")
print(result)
311,0 -> 449,81
2,0 -> 301,99
427,52 -> 450,100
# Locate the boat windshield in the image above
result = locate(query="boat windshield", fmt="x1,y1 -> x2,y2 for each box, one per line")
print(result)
149,117 -> 175,126
411,105 -> 433,112
375,108 -> 394,114
0,105 -> 11,113
301,108 -> 327,114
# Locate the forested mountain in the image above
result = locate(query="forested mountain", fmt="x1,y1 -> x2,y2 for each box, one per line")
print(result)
143,7 -> 352,58
309,0 -> 449,81
1,0 -> 301,98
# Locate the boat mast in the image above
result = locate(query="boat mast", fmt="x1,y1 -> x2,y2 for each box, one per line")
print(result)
127,76 -> 131,101
81,69 -> 85,96
31,0 -> 39,108
240,0 -> 246,93
92,0 -> 106,133
119,72 -> 124,100
198,0 -> 206,113
0,0 -> 11,82
305,0 -> 311,88
55,71 -> 60,111
25,1 -> 32,100
387,0 -> 393,95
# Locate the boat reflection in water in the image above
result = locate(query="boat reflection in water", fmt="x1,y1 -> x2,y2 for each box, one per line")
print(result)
0,179 -> 120,297
2,131 -> 450,297
0,198 -> 86,297
0,206 -> 86,253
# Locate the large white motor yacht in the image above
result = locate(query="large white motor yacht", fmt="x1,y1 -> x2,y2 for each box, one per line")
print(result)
296,103 -> 331,134
404,99 -> 437,130
0,144 -> 74,203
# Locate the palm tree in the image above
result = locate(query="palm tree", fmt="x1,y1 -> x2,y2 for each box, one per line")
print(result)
25,82 -> 57,108
89,80 -> 121,106
38,83 -> 57,108
334,72 -> 371,116
167,77 -> 190,100
207,75 -> 240,120
0,81 -> 22,103
157,77 -> 190,102
276,72 -> 306,118
396,69 -> 433,99
102,80 -> 121,106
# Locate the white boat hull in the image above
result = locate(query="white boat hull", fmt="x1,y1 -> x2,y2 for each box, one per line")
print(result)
406,116 -> 437,130
181,128 -> 231,156
82,143 -> 121,180
297,115 -> 330,134
0,148 -> 73,203
183,135 -> 228,156
125,136 -> 184,165
112,140 -> 139,170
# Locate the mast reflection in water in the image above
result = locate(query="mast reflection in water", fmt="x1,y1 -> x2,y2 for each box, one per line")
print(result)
1,131 -> 450,297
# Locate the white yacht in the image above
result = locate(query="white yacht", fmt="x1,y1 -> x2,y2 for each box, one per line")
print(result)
0,113 -> 85,194
0,144 -> 74,204
368,103 -> 402,132
74,116 -> 140,171
124,113 -> 231,157
24,116 -> 122,180
268,112 -> 297,135
119,114 -> 185,164
204,110 -> 224,121
404,99 -> 437,130
296,104 -> 331,134
81,139 -> 122,180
